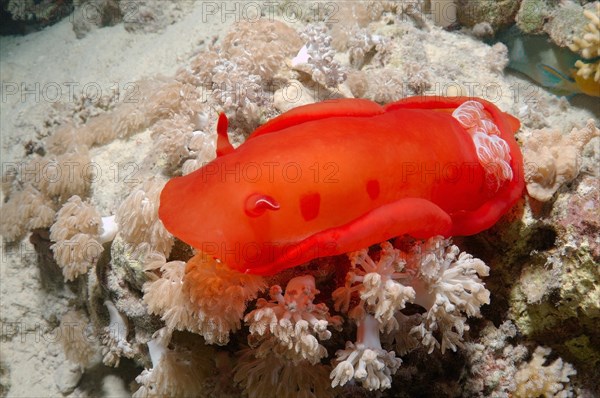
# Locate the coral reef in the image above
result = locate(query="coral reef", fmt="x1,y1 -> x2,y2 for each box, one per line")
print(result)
456,0 -> 521,33
510,234 -> 600,337
331,314 -> 402,391
516,0 -> 559,34
543,1 -> 589,47
1,1 -> 597,396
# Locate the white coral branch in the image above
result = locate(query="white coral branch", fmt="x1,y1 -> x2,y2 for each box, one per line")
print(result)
334,237 -> 490,357
333,241 -> 415,328
245,275 -> 342,364
330,314 -> 401,391
405,237 -> 490,353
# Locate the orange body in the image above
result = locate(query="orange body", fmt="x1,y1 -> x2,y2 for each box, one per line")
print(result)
159,97 -> 524,275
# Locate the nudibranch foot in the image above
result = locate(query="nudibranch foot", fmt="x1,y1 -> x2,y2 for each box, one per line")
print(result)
244,198 -> 452,275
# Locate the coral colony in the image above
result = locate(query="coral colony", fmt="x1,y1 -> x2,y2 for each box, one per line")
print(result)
2,1 -> 598,397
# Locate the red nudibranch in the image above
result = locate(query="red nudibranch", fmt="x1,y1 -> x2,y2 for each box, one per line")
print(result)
159,96 -> 524,275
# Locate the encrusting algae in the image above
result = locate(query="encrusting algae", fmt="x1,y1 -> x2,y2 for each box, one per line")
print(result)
1,1 -> 598,397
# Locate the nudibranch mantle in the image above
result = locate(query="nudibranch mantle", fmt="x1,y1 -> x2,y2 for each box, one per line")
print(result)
159,96 -> 524,275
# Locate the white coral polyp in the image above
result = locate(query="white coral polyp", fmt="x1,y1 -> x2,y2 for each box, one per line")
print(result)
331,315 -> 401,391
405,237 -> 490,353
333,241 -> 416,328
335,236 -> 490,363
292,24 -> 346,88
245,275 -> 341,364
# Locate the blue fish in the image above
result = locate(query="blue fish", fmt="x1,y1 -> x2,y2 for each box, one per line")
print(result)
494,25 -> 599,97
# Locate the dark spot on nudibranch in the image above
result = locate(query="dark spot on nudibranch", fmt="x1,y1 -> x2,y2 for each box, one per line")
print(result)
366,179 -> 380,200
300,192 -> 321,221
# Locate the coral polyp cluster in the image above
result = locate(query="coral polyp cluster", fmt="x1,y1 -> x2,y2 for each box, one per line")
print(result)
245,275 -> 343,364
213,236 -> 489,394
143,252 -> 266,345
2,1 -> 596,396
329,238 -> 490,390
569,3 -> 600,83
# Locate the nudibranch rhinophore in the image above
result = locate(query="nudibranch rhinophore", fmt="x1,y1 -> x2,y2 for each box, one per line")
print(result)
159,96 -> 524,275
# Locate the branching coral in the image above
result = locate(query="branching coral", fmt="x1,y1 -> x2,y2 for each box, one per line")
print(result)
333,241 -> 416,329
49,195 -> 117,281
5,6 -> 588,396
331,237 -> 490,390
569,3 -> 600,83
405,237 -> 490,353
292,24 -> 347,89
514,346 -> 576,398
244,275 -> 342,364
523,119 -> 599,202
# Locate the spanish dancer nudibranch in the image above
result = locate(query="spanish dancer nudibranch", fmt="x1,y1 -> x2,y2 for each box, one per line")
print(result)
159,96 -> 524,275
